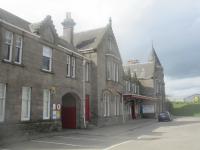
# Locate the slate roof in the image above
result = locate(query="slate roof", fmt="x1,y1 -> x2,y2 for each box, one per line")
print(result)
0,8 -> 75,50
148,46 -> 161,66
124,62 -> 155,79
0,8 -> 31,31
74,27 -> 107,50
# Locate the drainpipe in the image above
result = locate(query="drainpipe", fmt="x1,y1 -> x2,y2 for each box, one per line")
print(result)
82,59 -> 86,128
122,94 -> 125,123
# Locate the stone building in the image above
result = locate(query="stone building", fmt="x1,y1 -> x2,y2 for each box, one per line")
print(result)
74,18 -> 125,126
0,8 -> 93,138
0,8 -> 132,139
0,8 -> 166,140
123,46 -> 166,117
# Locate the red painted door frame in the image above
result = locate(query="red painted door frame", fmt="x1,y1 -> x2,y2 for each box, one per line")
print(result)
132,103 -> 136,119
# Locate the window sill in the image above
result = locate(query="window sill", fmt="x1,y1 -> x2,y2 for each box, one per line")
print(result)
66,76 -> 76,80
41,69 -> 54,74
1,59 -> 25,67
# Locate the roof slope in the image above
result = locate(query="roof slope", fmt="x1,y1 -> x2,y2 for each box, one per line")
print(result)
74,27 -> 107,50
148,46 -> 161,66
0,8 -> 31,31
124,62 -> 154,79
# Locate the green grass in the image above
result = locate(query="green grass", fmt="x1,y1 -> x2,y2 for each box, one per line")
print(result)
169,102 -> 200,116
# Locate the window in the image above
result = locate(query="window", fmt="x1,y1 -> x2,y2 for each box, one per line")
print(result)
137,85 -> 140,94
114,96 -> 117,116
4,31 -> 13,61
85,62 -> 89,81
155,79 -> 159,93
15,35 -> 23,64
116,64 -> 119,82
103,92 -> 110,117
71,57 -> 76,78
42,46 -> 52,71
21,87 -> 31,121
113,62 -> 116,81
116,96 -> 120,115
107,60 -> 111,80
0,83 -> 6,122
66,55 -> 71,77
43,89 -> 50,119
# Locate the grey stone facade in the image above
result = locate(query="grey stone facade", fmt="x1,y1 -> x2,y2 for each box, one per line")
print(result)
74,20 -> 125,126
0,8 -> 166,140
123,46 -> 166,116
0,9 -> 92,138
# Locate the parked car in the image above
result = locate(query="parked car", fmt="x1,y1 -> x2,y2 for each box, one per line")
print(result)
158,111 -> 172,122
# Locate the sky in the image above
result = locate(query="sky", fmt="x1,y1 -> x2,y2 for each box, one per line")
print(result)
1,0 -> 200,98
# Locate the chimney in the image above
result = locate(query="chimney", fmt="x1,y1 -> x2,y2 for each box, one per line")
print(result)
62,12 -> 76,45
128,59 -> 140,64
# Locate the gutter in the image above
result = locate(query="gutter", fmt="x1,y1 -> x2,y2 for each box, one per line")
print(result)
0,19 -> 91,61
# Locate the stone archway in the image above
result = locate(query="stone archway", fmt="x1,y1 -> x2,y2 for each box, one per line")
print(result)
61,93 -> 79,129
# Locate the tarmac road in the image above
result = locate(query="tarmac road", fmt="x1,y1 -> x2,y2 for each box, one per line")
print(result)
1,117 -> 200,150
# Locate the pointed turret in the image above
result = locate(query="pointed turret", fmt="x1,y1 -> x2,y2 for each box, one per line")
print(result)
148,43 -> 161,66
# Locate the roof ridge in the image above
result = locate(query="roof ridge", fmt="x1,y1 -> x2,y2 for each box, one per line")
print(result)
0,8 -> 30,24
75,26 -> 106,35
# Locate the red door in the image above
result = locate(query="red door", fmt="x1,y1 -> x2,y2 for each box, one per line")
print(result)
62,106 -> 76,129
85,95 -> 90,121
132,104 -> 136,119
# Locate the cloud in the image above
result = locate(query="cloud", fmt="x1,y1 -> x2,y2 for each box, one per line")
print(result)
1,0 -> 200,97
165,76 -> 200,98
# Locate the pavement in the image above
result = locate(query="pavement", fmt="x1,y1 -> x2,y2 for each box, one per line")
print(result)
1,117 -> 200,150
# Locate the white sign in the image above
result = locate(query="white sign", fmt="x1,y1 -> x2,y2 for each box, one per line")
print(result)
52,110 -> 57,119
142,105 -> 155,113
57,104 -> 61,110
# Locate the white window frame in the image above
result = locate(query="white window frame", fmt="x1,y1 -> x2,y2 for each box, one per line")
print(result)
21,87 -> 31,121
128,81 -> 131,92
116,64 -> 119,82
107,60 -> 111,80
103,93 -> 107,117
103,92 -> 110,117
15,35 -> 23,64
0,83 -> 6,122
114,96 -> 117,116
106,94 -> 110,116
155,79 -> 159,93
85,62 -> 89,81
117,96 -> 120,115
43,89 -> 51,120
4,30 -> 13,62
42,46 -> 52,72
71,57 -> 76,78
66,55 -> 71,77
113,62 -> 116,81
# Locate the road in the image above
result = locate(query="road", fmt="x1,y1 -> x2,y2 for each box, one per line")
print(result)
1,117 -> 200,150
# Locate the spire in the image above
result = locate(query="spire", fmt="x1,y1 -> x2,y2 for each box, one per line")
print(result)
109,17 -> 112,27
148,42 -> 161,65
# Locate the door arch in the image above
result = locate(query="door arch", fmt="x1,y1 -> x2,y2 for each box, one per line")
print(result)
61,93 -> 79,129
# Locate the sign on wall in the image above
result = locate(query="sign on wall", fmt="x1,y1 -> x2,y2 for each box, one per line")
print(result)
52,104 -> 61,119
142,104 -> 155,113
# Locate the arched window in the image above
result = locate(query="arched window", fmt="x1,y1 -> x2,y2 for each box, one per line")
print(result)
103,92 -> 111,117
